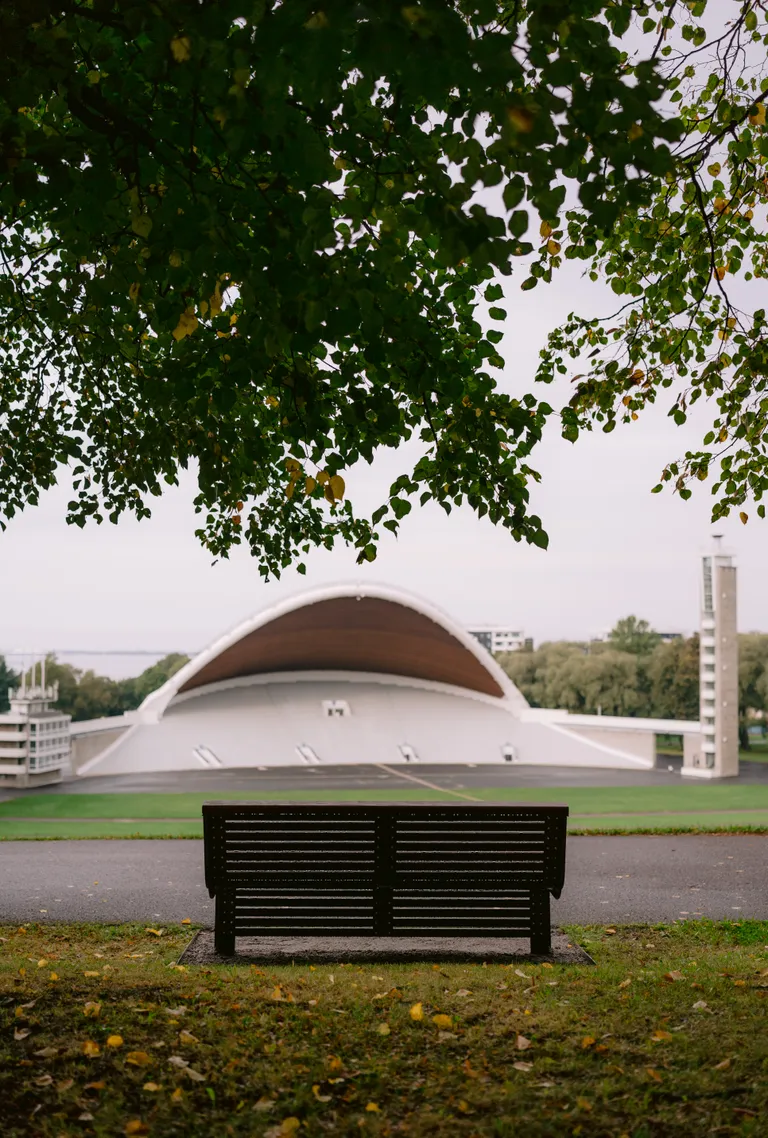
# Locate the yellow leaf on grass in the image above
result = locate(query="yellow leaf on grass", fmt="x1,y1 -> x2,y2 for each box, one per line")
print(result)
13,1027 -> 30,1041
49,972 -> 59,981
646,1068 -> 663,1082
410,1003 -> 424,1021
181,918 -> 191,925
85,1080 -> 106,1091
143,1082 -> 160,1092
432,1014 -> 452,1029
516,1035 -> 532,1050
312,1084 -> 332,1102
376,1023 -> 391,1035
83,1002 -> 101,1018
365,1102 -> 380,1112
652,1030 -> 673,1042
576,1097 -> 592,1112
171,1088 -> 184,1103
664,971 -> 684,982
179,1030 -> 198,1045
604,928 -> 617,935
170,36 -> 192,63
83,971 -> 100,977
126,1051 -> 152,1067
714,1058 -> 731,1070
581,1036 -> 595,1049
37,959 -> 48,968
82,1040 -> 100,1057
124,1122 -> 150,1137
107,1035 -> 124,1049
619,978 -> 632,989
513,1061 -> 533,1072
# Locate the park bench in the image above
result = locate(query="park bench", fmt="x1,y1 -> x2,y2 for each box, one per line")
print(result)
203,802 -> 568,957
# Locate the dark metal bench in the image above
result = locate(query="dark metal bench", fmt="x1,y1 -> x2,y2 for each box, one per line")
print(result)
203,802 -> 568,957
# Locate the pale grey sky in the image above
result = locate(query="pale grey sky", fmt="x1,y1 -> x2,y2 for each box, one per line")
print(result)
2,256 -> 766,679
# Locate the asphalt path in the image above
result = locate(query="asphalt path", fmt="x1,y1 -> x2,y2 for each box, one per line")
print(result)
1,835 -> 765,926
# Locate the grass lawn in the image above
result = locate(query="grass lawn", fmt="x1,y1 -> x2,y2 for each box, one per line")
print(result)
2,922 -> 767,1136
3,786 -> 768,838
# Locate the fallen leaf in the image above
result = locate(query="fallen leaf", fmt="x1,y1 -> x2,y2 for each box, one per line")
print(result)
145,928 -> 164,937
664,971 -> 684,982
365,1102 -> 380,1112
576,1096 -> 592,1111
312,1084 -> 332,1102
714,1058 -> 731,1070
83,971 -> 100,978
376,1023 -> 391,1035
181,918 -> 191,925
254,1096 -> 275,1111
126,1051 -> 152,1067
514,969 -> 531,979
34,1047 -> 59,1058
164,1006 -> 187,1017
57,1078 -> 74,1091
513,1061 -> 533,1072
124,1122 -> 150,1136
37,959 -> 48,968
168,1055 -> 189,1069
265,1120 -> 301,1138
604,928 -> 617,936
79,1112 -> 95,1122
646,1068 -> 663,1082
143,1083 -> 160,1092
82,1040 -> 100,1057
178,1030 -> 198,1045
618,979 -> 632,989
516,1035 -> 532,1051
409,1003 -> 424,1021
652,1030 -> 673,1042
733,979 -> 747,987
170,1088 -> 184,1103
581,1036 -> 595,1049
107,1035 -> 124,1049
33,1074 -> 53,1087
185,1067 -> 206,1082
83,1002 -> 101,1018
48,972 -> 59,982
85,1080 -> 106,1091
437,1031 -> 457,1041
455,989 -> 472,997
14,1027 -> 31,1041
432,1014 -> 452,1029
692,1000 -> 709,1011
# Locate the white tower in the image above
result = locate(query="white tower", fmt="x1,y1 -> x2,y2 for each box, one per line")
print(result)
683,538 -> 738,778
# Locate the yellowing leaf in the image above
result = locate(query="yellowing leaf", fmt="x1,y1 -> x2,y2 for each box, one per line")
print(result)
209,279 -> 224,319
376,1023 -> 391,1035
170,36 -> 192,62
185,1067 -> 206,1082
618,978 -> 632,989
107,1034 -> 124,1049
516,1034 -> 532,1050
82,1040 -> 100,1057
179,1030 -> 198,1045
432,1014 -> 452,1029
646,1067 -> 663,1082
652,1030 -> 673,1042
131,215 -> 153,238
171,1088 -> 184,1103
124,1122 -> 150,1137
715,266 -> 726,280
749,103 -> 766,125
171,310 -> 197,342
329,474 -> 345,500
305,476 -> 317,495
576,1096 -> 592,1111
410,1003 -> 424,1021
14,1027 -> 31,1041
48,972 -> 59,982
714,1057 -> 731,1070
365,1102 -> 380,1112
83,971 -> 100,977
83,1002 -> 101,1018
507,106 -> 534,132
129,282 -> 140,302
539,221 -> 552,239
87,70 -> 101,84
604,928 -> 617,935
37,959 -> 48,968
581,1036 -> 596,1049
126,1051 -> 152,1067
181,918 -> 191,925
547,239 -> 561,255
628,122 -> 643,141
85,1080 -> 106,1091
664,971 -> 684,982
312,1084 -> 332,1102
513,1061 -> 533,1072
169,251 -> 183,268
143,1082 -> 160,1092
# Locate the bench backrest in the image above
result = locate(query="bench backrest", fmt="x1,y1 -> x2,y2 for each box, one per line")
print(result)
203,803 -> 567,937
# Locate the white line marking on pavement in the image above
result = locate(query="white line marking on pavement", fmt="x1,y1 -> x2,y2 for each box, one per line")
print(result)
375,764 -> 481,802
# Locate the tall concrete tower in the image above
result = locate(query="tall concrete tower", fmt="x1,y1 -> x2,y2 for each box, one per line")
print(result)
683,538 -> 739,778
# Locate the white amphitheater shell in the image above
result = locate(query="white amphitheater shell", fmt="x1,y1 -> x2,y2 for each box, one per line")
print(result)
76,584 -> 689,776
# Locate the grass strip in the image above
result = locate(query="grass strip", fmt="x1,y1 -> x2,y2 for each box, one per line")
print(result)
1,921 -> 767,1136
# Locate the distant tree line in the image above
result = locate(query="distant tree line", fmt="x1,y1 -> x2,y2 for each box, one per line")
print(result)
498,617 -> 768,750
0,654 -> 189,720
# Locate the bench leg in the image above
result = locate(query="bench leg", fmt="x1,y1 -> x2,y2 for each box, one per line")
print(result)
530,889 -> 551,957
214,890 -> 236,956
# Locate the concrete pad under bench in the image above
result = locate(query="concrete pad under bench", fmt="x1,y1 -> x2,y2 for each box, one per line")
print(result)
178,929 -> 594,966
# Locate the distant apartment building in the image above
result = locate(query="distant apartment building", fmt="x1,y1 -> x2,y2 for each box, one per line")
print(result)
469,627 -> 531,654
0,671 -> 71,788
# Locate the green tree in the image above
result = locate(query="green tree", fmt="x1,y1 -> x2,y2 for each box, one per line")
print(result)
3,0 -> 754,577
646,635 -> 700,722
499,640 -> 649,716
737,633 -> 768,749
608,616 -> 661,656
118,653 -> 190,707
0,656 -> 20,712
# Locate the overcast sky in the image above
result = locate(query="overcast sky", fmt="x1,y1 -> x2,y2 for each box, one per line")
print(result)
2,250 -> 765,680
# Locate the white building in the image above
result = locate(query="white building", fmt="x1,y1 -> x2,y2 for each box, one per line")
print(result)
75,584 -> 699,777
0,669 -> 71,788
683,539 -> 739,778
468,627 -> 529,654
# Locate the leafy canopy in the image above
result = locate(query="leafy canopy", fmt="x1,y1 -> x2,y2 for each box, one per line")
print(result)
0,0 -> 761,575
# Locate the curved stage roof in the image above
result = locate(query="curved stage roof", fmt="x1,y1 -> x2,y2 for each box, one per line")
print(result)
77,584 -> 657,775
